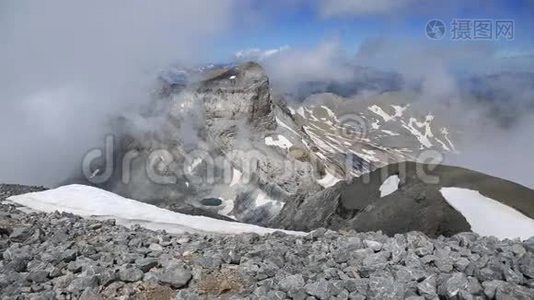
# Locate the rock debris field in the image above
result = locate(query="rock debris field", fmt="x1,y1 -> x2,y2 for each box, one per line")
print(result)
1,184 -> 534,300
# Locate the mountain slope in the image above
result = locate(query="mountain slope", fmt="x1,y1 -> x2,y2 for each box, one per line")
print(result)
79,62 -> 456,226
273,161 -> 534,238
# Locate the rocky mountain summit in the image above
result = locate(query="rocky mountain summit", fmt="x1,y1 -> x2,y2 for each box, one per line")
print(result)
2,184 -> 534,300
80,62 -> 457,228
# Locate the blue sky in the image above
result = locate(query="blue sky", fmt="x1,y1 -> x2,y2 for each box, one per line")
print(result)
211,0 -> 534,62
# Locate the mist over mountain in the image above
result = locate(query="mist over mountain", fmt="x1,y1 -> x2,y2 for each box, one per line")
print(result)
2,1 -> 534,299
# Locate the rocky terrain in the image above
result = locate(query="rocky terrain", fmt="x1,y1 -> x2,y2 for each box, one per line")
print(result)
2,184 -> 534,300
274,161 -> 534,238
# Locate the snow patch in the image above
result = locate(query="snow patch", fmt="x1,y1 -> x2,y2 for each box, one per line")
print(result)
317,170 -> 342,188
440,187 -> 534,240
230,168 -> 242,187
218,197 -> 235,219
254,191 -> 285,209
276,117 -> 299,135
381,129 -> 400,136
7,185 -> 303,235
296,107 -> 305,118
379,175 -> 400,197
371,120 -> 380,130
287,106 -> 295,115
368,104 -> 407,123
401,115 -> 435,148
265,135 -> 293,149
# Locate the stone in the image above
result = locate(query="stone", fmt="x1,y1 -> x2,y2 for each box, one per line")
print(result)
434,257 -> 454,273
305,279 -> 333,300
503,267 -> 524,284
79,288 -> 103,300
288,288 -> 308,300
524,236 -> 534,253
135,258 -> 159,272
454,257 -> 470,271
439,272 -> 469,298
67,275 -> 99,294
267,290 -> 287,300
476,267 -> 503,282
61,249 -> 77,263
9,226 -> 32,242
495,282 -> 534,300
279,274 -> 305,292
6,257 -> 28,272
364,240 -> 383,252
118,265 -> 143,282
158,265 -> 192,288
343,278 -> 368,294
148,243 -> 163,252
417,275 -> 437,298
519,254 -> 534,278
467,277 -> 482,295
482,280 -> 504,299
368,276 -> 404,300
512,243 -> 526,256
27,270 -> 49,283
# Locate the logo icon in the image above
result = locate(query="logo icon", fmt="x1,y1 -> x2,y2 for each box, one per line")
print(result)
426,19 -> 446,40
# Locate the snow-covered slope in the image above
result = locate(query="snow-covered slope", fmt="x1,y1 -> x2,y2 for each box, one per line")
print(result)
6,184 -> 304,236
440,187 -> 534,240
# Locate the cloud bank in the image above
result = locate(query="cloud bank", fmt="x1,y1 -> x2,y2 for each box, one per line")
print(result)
0,0 -> 237,186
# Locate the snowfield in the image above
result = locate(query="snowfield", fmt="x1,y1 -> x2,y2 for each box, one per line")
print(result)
379,175 -> 400,197
7,184 -> 304,236
440,187 -> 534,240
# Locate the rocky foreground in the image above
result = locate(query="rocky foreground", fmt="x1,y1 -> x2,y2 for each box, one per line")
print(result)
1,185 -> 534,300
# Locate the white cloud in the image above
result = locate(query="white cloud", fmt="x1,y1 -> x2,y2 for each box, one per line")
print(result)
235,45 -> 290,61
260,40 -> 354,89
0,0 -> 238,186
318,0 -> 417,17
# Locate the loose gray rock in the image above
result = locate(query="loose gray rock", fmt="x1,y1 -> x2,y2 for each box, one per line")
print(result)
439,272 -> 469,298
1,183 -> 534,300
305,279 -> 334,299
158,265 -> 192,288
118,265 -> 143,282
417,275 -> 437,298
368,276 -> 404,300
135,258 -> 158,272
279,274 -> 305,292
524,236 -> 534,253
